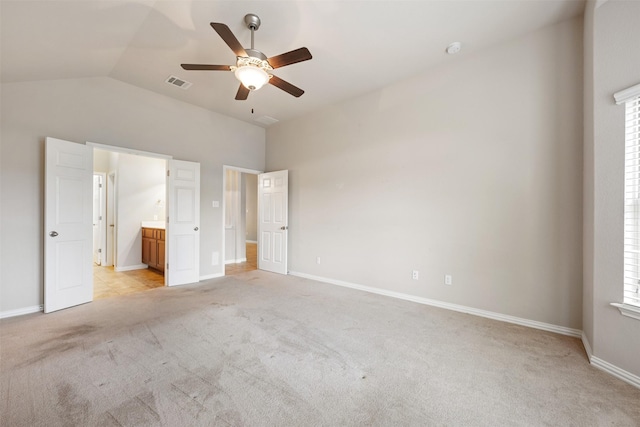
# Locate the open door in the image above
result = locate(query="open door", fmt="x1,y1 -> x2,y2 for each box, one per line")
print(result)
44,137 -> 93,313
167,159 -> 200,286
258,170 -> 288,274
92,174 -> 105,265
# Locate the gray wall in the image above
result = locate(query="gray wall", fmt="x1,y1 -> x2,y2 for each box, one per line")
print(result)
584,0 -> 640,377
267,17 -> 583,329
582,0 -> 596,366
0,76 -> 265,313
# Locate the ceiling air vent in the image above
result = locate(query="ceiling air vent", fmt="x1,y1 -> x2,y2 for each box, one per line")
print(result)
165,75 -> 192,90
254,115 -> 279,126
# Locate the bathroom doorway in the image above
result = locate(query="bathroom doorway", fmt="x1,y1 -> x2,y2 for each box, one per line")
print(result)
92,147 -> 167,298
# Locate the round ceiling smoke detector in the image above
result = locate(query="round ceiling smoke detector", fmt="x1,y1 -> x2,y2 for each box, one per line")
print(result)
446,42 -> 462,54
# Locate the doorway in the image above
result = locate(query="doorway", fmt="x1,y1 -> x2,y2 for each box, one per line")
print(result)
224,167 -> 260,276
92,147 -> 167,299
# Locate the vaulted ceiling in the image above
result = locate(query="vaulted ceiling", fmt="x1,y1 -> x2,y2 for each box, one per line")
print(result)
1,0 -> 585,127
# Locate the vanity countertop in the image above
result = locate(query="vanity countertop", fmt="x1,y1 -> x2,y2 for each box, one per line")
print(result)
141,221 -> 165,229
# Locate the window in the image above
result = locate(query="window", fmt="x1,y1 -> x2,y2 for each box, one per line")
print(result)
619,83 -> 640,309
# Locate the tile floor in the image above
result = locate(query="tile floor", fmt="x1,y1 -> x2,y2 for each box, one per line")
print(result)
94,242 -> 257,299
93,265 -> 165,300
225,243 -> 257,275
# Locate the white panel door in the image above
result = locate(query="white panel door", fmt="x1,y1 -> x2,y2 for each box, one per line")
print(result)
258,170 -> 288,274
45,137 -> 93,313
167,159 -> 200,286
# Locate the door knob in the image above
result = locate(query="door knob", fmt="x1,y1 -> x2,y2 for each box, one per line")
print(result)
49,231 -> 59,237
194,227 -> 199,231
280,226 -> 288,230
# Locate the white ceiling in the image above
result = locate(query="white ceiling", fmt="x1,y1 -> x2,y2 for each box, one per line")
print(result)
1,0 -> 585,127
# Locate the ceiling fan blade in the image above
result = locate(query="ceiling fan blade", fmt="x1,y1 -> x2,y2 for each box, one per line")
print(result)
211,22 -> 247,58
269,75 -> 304,97
181,64 -> 231,71
267,47 -> 312,69
235,84 -> 250,101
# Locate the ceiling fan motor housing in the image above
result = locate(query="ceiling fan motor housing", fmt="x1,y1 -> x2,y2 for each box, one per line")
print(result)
244,14 -> 261,31
245,48 -> 267,61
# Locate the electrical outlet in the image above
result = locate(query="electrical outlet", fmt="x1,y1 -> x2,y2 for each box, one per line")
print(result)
316,257 -> 321,265
412,270 -> 419,280
445,274 -> 452,285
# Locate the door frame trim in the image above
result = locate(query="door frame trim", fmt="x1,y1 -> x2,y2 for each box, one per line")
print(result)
87,142 -> 172,160
106,171 -> 117,267
93,172 -> 107,266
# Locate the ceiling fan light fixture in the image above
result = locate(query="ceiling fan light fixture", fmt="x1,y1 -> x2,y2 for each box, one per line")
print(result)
232,56 -> 273,91
234,65 -> 270,91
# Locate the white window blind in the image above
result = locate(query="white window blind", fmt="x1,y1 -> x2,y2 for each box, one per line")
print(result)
623,94 -> 640,307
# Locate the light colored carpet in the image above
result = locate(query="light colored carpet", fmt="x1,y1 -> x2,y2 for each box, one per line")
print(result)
1,270 -> 639,426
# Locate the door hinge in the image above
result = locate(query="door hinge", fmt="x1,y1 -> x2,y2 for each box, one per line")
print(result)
98,249 -> 102,253
99,215 -> 102,220
99,183 -> 103,188
166,264 -> 168,270
167,170 -> 170,177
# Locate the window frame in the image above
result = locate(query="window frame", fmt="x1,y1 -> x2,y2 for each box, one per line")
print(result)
615,82 -> 640,318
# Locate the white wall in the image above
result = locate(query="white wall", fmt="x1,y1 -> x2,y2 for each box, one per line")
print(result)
584,0 -> 640,377
267,17 -> 583,329
0,76 -> 264,313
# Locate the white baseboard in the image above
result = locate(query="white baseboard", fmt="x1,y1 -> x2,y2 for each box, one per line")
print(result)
289,271 -> 582,338
115,264 -> 148,272
591,355 -> 640,389
199,273 -> 224,281
0,305 -> 43,319
581,332 -> 593,361
224,258 -> 247,265
582,331 -> 640,388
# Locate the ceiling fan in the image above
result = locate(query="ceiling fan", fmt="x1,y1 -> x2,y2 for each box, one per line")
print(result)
181,14 -> 312,100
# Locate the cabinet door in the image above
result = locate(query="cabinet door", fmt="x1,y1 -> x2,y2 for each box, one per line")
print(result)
142,237 -> 152,265
149,237 -> 158,269
157,239 -> 165,272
